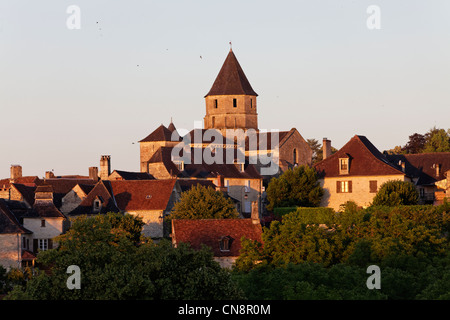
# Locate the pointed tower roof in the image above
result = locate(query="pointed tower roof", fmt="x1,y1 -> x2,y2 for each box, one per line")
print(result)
139,124 -> 173,143
205,49 -> 258,97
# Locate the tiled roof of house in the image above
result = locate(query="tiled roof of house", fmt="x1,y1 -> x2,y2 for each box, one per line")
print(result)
40,178 -> 97,208
69,181 -> 119,216
11,183 -> 36,207
314,135 -> 405,178
0,176 -> 42,190
205,49 -> 258,97
139,124 -> 180,143
171,218 -> 262,257
386,152 -> 450,186
148,146 -> 262,180
108,179 -> 177,211
110,170 -> 155,181
0,199 -> 31,234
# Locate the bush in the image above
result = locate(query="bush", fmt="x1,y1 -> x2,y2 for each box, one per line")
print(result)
371,180 -> 419,206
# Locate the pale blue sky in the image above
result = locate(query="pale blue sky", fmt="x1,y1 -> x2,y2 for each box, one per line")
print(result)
1,0 -> 449,178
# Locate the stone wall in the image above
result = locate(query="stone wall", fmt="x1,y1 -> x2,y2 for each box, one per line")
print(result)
319,174 -> 407,210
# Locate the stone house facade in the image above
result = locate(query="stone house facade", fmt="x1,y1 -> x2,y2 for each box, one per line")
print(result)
314,135 -> 408,210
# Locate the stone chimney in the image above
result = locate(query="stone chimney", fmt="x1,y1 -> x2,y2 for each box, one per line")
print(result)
45,171 -> 55,179
34,185 -> 54,203
251,201 -> 260,225
10,165 -> 22,182
100,156 -> 111,180
89,167 -> 99,181
322,138 -> 331,160
435,163 -> 441,177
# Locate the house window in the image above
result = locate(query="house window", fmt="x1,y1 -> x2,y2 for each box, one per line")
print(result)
212,116 -> 215,127
174,160 -> 184,171
214,99 -> 218,108
39,239 -> 48,251
219,236 -> 232,251
41,219 -> 46,227
339,158 -> 349,174
337,181 -> 352,193
93,199 -> 101,213
22,237 -> 27,249
293,149 -> 298,164
369,180 -> 378,193
250,98 -> 253,108
233,98 -> 237,108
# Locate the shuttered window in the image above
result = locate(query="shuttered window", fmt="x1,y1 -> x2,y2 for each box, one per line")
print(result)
336,181 -> 352,193
369,180 -> 378,193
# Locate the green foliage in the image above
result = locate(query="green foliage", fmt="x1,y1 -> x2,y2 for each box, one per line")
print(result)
423,127 -> 450,153
5,213 -> 244,300
232,263 -> 386,300
234,204 -> 450,299
170,185 -> 238,220
266,165 -> 324,211
371,180 -> 419,206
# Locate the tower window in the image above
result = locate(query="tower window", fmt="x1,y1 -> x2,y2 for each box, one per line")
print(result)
214,99 -> 218,108
250,99 -> 253,108
233,98 -> 237,108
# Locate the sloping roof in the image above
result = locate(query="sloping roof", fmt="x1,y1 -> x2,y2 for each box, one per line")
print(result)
0,199 -> 31,234
148,146 -> 262,180
0,176 -> 42,189
110,170 -> 155,181
314,135 -> 405,178
172,219 -> 262,257
139,124 -> 179,143
177,179 -> 216,192
205,49 -> 258,97
386,152 -> 450,186
11,183 -> 36,207
108,180 -> 177,211
69,181 -> 119,216
41,178 -> 97,208
30,201 -> 66,218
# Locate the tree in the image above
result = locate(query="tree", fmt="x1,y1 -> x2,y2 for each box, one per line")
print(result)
307,139 -> 337,164
5,213 -> 244,300
266,165 -> 324,210
371,180 -> 419,206
423,127 -> 450,152
170,185 -> 238,220
404,133 -> 426,154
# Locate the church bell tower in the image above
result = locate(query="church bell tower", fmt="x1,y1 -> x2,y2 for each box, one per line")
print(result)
204,48 -> 258,133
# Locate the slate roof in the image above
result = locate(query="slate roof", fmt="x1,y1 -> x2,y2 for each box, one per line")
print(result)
386,152 -> 450,186
0,199 -> 31,234
205,49 -> 258,97
314,135 -> 405,178
171,218 -> 262,257
110,170 -> 155,181
139,124 -> 181,143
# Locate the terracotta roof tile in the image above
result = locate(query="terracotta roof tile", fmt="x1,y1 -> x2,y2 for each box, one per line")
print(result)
108,180 -> 177,211
314,135 -> 404,177
172,219 -> 262,257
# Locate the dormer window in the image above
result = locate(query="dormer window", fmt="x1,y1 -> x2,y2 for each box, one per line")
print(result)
219,236 -> 233,252
174,160 -> 184,172
339,157 -> 350,175
93,199 -> 101,213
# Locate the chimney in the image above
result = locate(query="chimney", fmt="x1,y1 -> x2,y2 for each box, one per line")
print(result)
34,185 -> 54,203
398,160 -> 405,172
251,201 -> 260,225
100,155 -> 111,180
435,163 -> 441,177
89,167 -> 99,181
322,138 -> 331,160
45,171 -> 55,179
10,165 -> 22,182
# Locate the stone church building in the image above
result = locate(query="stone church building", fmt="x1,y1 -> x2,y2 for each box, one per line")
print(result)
139,49 -> 312,179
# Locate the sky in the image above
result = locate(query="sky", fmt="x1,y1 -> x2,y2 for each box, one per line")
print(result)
0,0 -> 449,178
